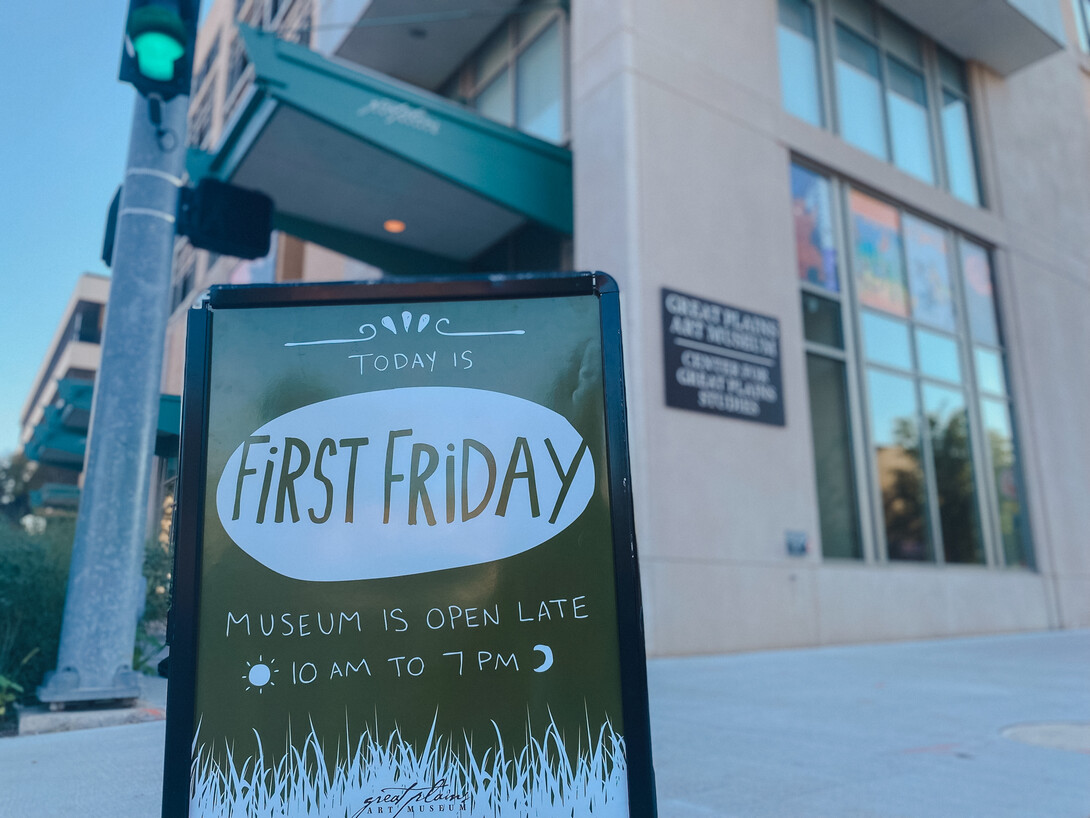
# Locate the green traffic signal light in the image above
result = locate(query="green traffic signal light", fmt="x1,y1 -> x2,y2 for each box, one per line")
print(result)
133,30 -> 185,80
128,5 -> 187,82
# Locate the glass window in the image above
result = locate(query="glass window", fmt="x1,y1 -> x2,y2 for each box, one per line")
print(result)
850,190 -> 908,315
832,0 -> 875,34
880,10 -> 922,67
916,328 -> 961,384
974,347 -> 1006,396
1074,0 -> 1090,52
924,384 -> 984,564
802,293 -> 844,347
862,311 -> 912,369
937,48 -> 981,205
941,93 -> 980,205
476,70 -> 513,126
960,239 -> 1000,346
938,48 -> 967,92
463,12 -> 567,143
886,58 -> 933,183
981,398 -> 1031,567
795,168 -> 1031,570
868,369 -> 930,560
808,355 -> 864,559
791,164 -> 839,290
904,215 -> 955,330
778,0 -> 824,126
516,21 -> 563,142
74,302 -> 103,344
836,25 -> 888,159
776,2 -> 983,203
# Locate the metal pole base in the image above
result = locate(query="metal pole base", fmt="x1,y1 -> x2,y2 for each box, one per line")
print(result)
37,666 -> 143,707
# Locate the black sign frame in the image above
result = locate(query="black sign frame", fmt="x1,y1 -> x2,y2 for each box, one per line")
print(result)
162,272 -> 656,818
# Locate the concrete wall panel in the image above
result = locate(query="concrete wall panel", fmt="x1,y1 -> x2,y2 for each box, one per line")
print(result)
980,53 -> 1090,274
817,565 -> 1051,643
627,75 -> 818,569
645,559 -> 820,655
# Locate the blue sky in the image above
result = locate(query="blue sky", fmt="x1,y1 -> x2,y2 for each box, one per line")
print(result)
0,3 -> 151,457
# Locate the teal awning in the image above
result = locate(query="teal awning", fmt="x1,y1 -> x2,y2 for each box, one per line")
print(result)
24,379 -> 182,469
188,26 -> 572,274
30,483 -> 81,511
25,407 -> 87,469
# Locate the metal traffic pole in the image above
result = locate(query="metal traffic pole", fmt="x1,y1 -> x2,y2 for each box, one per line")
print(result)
37,89 -> 189,707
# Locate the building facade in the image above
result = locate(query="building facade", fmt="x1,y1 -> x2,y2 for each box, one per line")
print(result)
172,0 -> 1090,655
18,274 -> 110,509
20,273 -> 109,450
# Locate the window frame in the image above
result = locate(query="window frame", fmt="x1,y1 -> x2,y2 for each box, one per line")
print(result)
957,238 -> 1036,569
1074,0 -> 1090,51
778,0 -> 827,127
792,159 -> 1031,569
778,0 -> 985,205
934,48 -> 984,206
794,160 -> 874,562
847,185 -> 1004,566
443,4 -> 571,145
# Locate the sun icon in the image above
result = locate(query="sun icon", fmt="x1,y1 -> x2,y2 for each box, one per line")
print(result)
242,656 -> 279,693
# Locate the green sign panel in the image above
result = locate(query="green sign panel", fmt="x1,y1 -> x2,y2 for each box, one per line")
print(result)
163,274 -> 655,817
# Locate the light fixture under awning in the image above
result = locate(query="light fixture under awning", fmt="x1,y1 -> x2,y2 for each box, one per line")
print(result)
188,26 -> 573,274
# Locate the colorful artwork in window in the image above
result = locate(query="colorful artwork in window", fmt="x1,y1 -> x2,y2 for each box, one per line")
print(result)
850,190 -> 908,316
904,214 -> 955,331
791,164 -> 839,292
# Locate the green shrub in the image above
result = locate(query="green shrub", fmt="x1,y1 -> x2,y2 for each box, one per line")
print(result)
0,516 -> 75,711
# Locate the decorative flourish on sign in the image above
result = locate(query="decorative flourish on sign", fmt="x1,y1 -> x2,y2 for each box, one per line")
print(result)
284,311 -> 524,347
434,318 -> 523,337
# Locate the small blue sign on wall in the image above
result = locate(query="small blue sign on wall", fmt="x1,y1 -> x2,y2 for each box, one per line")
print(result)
786,530 -> 809,557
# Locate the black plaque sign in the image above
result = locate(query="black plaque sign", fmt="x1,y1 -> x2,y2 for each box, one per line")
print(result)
662,288 -> 784,426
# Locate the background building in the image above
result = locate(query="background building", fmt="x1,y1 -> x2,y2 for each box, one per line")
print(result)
169,0 -> 1090,655
18,274 -> 109,510
21,272 -> 181,515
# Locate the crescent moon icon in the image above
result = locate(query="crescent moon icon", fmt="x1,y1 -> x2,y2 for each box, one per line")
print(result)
533,644 -> 553,673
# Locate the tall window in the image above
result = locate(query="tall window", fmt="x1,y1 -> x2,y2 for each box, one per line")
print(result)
938,50 -> 980,206
793,164 -> 863,559
792,162 -> 1031,567
777,0 -> 982,204
1075,0 -> 1090,51
960,239 -> 1032,567
778,0 -> 823,126
444,5 -> 568,145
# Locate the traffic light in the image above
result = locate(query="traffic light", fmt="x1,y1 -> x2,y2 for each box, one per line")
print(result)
119,0 -> 199,100
177,179 -> 274,260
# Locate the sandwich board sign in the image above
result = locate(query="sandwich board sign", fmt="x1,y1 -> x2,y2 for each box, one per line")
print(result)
162,273 -> 656,818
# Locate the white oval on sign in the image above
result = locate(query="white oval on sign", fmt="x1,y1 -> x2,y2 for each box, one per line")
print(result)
215,387 -> 595,582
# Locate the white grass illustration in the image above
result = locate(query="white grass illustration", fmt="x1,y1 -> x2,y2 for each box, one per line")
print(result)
190,713 -> 629,817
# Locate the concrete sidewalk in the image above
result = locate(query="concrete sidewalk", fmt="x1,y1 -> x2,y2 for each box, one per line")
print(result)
0,630 -> 1087,817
